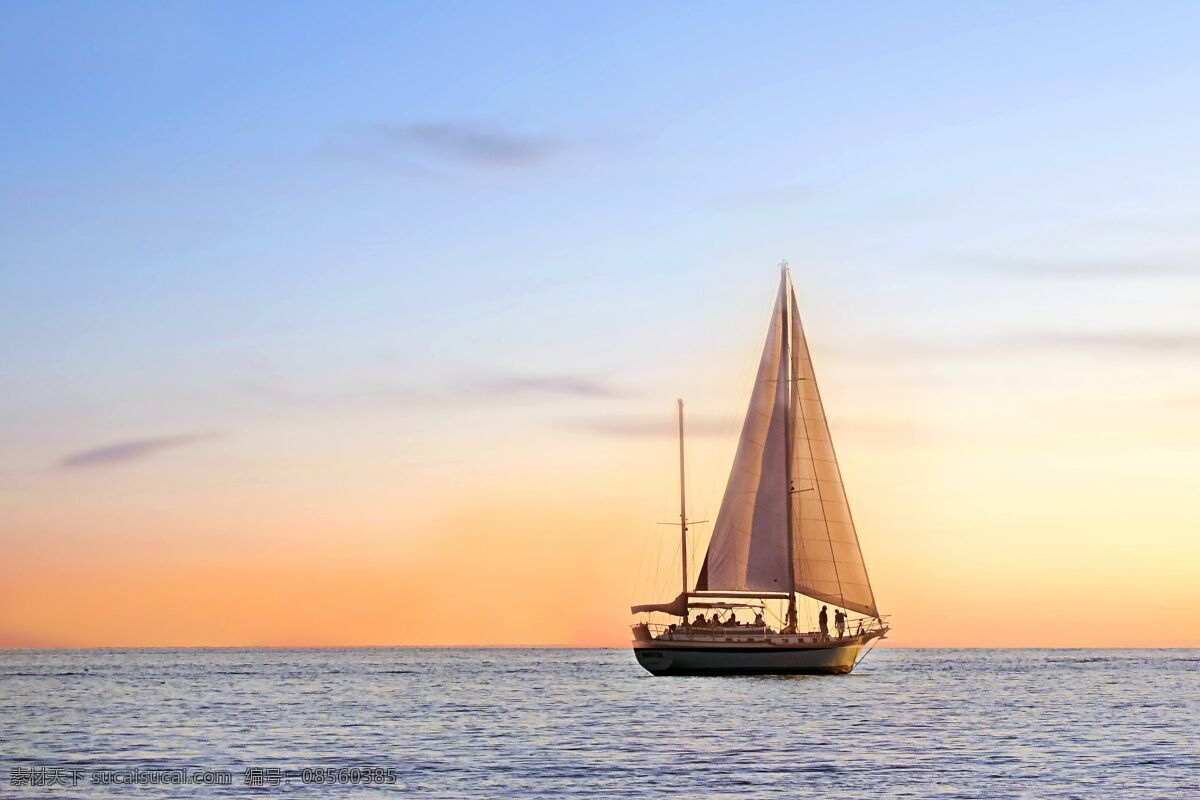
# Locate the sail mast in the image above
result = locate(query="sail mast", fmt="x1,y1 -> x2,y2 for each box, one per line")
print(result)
779,264 -> 799,631
677,398 -> 689,616
682,267 -> 881,619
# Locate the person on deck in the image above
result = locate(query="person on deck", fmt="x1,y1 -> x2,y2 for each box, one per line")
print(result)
692,613 -> 705,628
819,605 -> 829,639
835,609 -> 846,638
753,611 -> 765,627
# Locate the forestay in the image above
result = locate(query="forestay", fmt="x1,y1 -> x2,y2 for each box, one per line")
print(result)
697,271 -> 879,618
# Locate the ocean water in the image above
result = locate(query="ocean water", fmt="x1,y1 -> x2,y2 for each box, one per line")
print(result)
1,648 -> 1196,799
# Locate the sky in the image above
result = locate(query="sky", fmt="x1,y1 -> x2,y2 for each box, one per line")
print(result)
2,1 -> 1198,648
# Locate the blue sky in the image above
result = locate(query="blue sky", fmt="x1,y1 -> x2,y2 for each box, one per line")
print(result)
4,0 -> 1199,463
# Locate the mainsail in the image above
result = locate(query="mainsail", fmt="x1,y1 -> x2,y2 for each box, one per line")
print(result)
697,271 -> 879,618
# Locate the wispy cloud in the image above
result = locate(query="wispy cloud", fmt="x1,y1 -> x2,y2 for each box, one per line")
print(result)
958,253 -> 1200,278
236,373 -> 431,410
461,373 -> 621,400
59,433 -> 219,470
842,331 -> 1200,361
1022,332 -> 1200,354
380,123 -> 562,168
237,366 -> 623,410
563,413 -> 733,438
321,122 -> 564,173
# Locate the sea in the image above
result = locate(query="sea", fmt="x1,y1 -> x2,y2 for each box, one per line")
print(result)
1,648 -> 1196,799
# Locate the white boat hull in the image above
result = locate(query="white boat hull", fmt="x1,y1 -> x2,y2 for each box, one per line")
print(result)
632,635 -> 871,676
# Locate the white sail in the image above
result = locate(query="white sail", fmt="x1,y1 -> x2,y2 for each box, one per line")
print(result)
788,290 -> 879,617
697,276 -> 792,593
698,271 -> 880,618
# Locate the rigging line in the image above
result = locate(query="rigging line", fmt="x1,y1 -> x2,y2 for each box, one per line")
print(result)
630,510 -> 656,602
634,415 -> 674,603
635,425 -> 668,602
691,318 -> 762,588
765,603 -> 785,628
853,637 -> 883,671
654,399 -> 684,601
792,293 -> 846,611
652,498 -> 664,601
794,296 -> 878,617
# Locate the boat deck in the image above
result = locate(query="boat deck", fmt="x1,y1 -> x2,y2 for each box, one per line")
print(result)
633,620 -> 887,649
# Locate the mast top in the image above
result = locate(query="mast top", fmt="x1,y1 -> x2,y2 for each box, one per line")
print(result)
695,268 -> 880,619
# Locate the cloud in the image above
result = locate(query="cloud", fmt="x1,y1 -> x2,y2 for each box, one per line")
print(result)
236,365 -> 623,410
563,413 -> 734,438
1021,332 -> 1200,354
236,373 -> 431,410
59,433 -> 219,470
959,253 -> 1200,278
380,123 -> 562,168
843,331 -> 1200,361
321,122 -> 564,173
460,373 -> 622,400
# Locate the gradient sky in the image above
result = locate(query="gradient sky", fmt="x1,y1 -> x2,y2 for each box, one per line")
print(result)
2,2 -> 1198,647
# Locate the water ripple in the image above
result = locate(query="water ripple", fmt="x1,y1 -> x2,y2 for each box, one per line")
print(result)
0,648 -> 1196,798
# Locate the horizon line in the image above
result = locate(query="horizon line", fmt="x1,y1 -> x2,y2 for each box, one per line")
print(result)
2,644 -> 1197,651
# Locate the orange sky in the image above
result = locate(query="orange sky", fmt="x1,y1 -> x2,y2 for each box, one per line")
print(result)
4,331 -> 1197,648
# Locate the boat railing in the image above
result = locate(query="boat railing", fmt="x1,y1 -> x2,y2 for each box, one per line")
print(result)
633,616 -> 889,642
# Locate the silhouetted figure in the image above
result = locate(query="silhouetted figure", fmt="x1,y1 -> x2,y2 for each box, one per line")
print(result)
692,613 -> 706,628
819,605 -> 829,639
753,611 -> 765,627
834,609 -> 846,638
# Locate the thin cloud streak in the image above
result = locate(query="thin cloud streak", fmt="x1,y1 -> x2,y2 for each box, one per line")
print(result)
321,122 -> 565,173
381,123 -> 562,167
237,368 -> 624,410
959,253 -> 1200,278
59,433 -> 220,470
464,373 -> 621,400
563,414 -> 734,438
1025,332 -> 1200,354
841,331 -> 1200,361
236,373 -> 432,410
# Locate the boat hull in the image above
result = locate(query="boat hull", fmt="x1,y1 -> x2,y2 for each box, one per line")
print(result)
632,638 -> 864,676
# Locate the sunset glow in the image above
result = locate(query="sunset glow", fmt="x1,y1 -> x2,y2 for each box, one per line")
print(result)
2,2 -> 1198,649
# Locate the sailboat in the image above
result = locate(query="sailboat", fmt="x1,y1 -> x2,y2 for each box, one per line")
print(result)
631,266 -> 889,675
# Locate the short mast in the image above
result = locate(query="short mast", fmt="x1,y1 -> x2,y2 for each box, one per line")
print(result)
677,398 -> 690,612
779,263 -> 800,632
